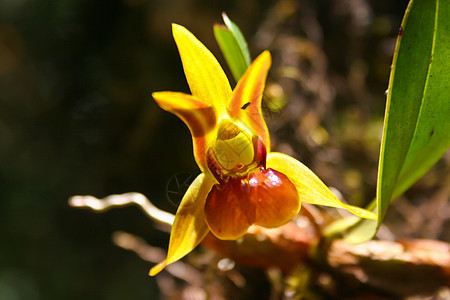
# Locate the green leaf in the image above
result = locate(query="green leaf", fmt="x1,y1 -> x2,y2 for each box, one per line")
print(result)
213,13 -> 251,82
392,1 -> 450,199
345,0 -> 450,243
222,13 -> 251,66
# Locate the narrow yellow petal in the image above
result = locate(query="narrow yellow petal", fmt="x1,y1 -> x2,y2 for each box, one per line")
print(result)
149,173 -> 215,276
267,152 -> 377,220
172,24 -> 231,116
153,91 -> 217,172
227,51 -> 272,151
149,261 -> 166,277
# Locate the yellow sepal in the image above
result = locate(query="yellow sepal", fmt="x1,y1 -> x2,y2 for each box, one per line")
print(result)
172,24 -> 231,118
227,51 -> 272,151
267,152 -> 377,220
152,91 -> 217,172
149,173 -> 215,276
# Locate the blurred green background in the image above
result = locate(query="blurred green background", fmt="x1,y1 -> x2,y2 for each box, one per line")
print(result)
3,0 -> 447,299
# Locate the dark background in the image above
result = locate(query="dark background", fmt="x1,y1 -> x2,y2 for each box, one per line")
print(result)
2,0 -> 447,299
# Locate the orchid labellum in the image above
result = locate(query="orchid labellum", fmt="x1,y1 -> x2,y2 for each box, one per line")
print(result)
150,24 -> 376,276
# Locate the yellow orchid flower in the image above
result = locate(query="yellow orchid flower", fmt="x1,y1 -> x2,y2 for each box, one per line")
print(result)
150,24 -> 376,276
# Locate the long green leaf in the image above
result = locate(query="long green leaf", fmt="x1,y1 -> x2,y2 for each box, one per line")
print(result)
222,13 -> 251,66
213,13 -> 251,82
345,0 -> 450,243
393,0 -> 450,198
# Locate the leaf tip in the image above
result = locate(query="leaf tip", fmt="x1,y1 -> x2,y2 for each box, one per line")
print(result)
222,12 -> 230,23
213,23 -> 228,31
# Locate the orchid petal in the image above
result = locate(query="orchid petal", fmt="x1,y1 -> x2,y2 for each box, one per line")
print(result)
152,91 -> 217,171
251,168 -> 301,228
149,173 -> 215,276
172,24 -> 231,117
267,152 -> 377,220
227,51 -> 272,151
204,167 -> 300,240
205,181 -> 254,240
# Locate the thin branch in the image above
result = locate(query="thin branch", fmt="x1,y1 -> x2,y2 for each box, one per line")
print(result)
68,192 -> 175,228
112,231 -> 203,286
